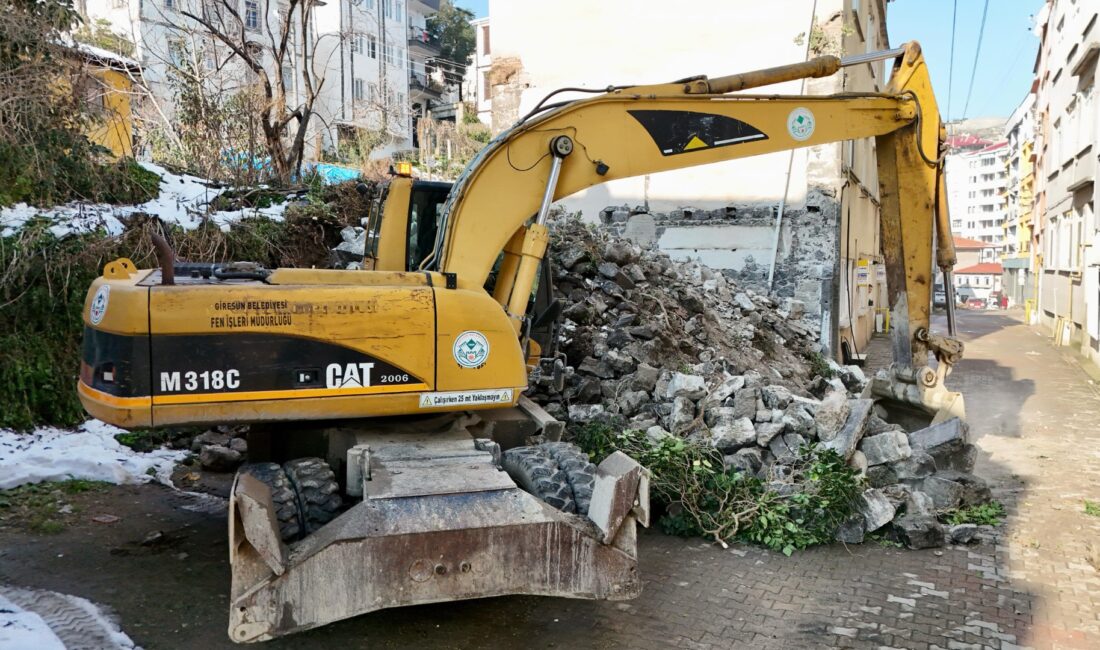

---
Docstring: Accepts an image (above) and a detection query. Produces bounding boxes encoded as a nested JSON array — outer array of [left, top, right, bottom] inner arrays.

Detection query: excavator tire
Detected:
[[284, 457, 343, 535], [540, 442, 597, 516], [237, 462, 301, 542], [501, 446, 577, 514]]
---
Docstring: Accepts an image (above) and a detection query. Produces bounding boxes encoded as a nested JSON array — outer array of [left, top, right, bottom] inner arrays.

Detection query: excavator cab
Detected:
[[361, 176, 451, 272]]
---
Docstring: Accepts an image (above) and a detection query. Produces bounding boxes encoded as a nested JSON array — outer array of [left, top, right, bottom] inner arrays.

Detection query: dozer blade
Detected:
[[227, 429, 647, 643]]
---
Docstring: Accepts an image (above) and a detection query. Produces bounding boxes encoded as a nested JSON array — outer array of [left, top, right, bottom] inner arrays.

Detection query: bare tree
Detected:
[[172, 0, 329, 183]]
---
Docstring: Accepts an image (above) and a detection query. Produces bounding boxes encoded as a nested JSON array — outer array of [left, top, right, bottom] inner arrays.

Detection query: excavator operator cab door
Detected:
[[367, 177, 453, 272], [405, 180, 452, 271]]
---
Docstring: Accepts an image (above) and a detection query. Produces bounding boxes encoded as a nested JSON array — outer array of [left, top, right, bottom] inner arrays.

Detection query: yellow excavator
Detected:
[[78, 42, 964, 642]]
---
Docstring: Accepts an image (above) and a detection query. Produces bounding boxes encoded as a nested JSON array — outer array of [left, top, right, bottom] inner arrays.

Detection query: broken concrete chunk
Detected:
[[905, 490, 935, 518], [934, 470, 992, 507], [705, 375, 745, 405], [820, 398, 872, 461], [909, 417, 969, 450], [894, 515, 946, 549], [629, 364, 660, 392], [199, 445, 243, 472], [859, 430, 912, 466], [710, 416, 757, 452], [725, 446, 763, 475], [760, 384, 793, 409], [667, 396, 696, 433], [948, 523, 979, 544], [920, 475, 964, 511], [754, 422, 785, 447], [768, 433, 806, 464], [732, 387, 759, 420], [814, 391, 851, 441], [645, 426, 672, 446], [890, 450, 936, 481], [866, 465, 896, 488], [857, 488, 896, 533], [835, 516, 866, 544], [577, 356, 615, 379], [568, 403, 607, 423], [665, 372, 707, 401], [847, 450, 868, 479], [733, 292, 755, 311], [617, 390, 650, 417]]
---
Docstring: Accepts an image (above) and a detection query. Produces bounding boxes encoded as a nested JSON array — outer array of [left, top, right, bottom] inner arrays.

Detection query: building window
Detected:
[[351, 35, 362, 54], [165, 0, 175, 9], [367, 35, 377, 58], [368, 82, 378, 103], [481, 70, 490, 101], [353, 78, 365, 101], [168, 38, 186, 66], [481, 24, 490, 55], [383, 43, 394, 66], [245, 0, 260, 31]]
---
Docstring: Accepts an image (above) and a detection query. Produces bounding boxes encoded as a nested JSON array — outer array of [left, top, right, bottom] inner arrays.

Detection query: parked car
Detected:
[[965, 297, 986, 309], [933, 284, 947, 308]]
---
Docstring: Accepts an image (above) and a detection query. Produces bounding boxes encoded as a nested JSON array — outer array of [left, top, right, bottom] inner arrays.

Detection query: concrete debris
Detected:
[[948, 523, 979, 544], [893, 515, 946, 549], [859, 430, 912, 466], [523, 218, 994, 550], [857, 488, 896, 533]]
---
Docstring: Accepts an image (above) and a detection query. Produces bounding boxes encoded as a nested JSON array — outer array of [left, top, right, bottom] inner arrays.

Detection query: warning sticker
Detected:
[[419, 389, 514, 409]]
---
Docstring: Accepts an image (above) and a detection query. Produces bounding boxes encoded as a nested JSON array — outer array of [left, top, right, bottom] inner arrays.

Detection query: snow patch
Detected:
[[0, 420, 185, 490], [0, 585, 136, 650], [0, 161, 289, 239]]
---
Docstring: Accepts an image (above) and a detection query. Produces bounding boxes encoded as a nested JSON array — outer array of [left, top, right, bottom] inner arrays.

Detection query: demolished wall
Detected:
[[598, 186, 840, 353]]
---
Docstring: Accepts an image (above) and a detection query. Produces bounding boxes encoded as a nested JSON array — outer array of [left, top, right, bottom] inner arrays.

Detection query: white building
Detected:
[[945, 141, 1009, 246], [482, 0, 892, 362], [81, 0, 434, 160], [463, 16, 491, 125], [1001, 94, 1037, 307], [1033, 0, 1099, 359]]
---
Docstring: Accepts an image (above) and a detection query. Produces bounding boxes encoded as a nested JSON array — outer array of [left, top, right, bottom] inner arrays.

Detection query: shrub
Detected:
[[574, 425, 864, 554]]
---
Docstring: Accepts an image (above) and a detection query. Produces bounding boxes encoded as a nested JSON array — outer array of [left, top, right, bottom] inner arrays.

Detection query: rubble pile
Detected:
[[530, 218, 991, 549]]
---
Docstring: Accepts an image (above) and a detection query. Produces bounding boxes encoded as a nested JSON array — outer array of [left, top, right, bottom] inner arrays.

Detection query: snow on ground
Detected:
[[0, 161, 288, 239], [0, 585, 136, 650], [0, 420, 185, 491]]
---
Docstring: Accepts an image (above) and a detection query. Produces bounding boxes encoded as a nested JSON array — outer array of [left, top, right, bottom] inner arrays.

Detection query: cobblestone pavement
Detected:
[[1, 309, 1098, 649]]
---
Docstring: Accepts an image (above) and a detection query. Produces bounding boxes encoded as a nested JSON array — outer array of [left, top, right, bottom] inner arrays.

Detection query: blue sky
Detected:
[[455, 0, 1039, 120], [888, 0, 1040, 120]]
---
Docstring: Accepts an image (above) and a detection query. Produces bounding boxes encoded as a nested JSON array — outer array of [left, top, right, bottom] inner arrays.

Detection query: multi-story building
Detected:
[[952, 236, 1004, 305], [1032, 0, 1099, 360], [945, 141, 1009, 246], [81, 0, 435, 160], [481, 0, 891, 362], [1001, 94, 1037, 308], [463, 16, 491, 125]]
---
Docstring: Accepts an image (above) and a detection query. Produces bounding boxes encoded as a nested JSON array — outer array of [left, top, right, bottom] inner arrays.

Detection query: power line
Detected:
[[947, 0, 957, 120], [961, 0, 991, 119]]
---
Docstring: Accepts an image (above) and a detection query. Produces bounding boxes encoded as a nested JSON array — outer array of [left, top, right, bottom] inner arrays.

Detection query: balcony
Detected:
[[409, 71, 444, 101], [1067, 150, 1095, 193], [408, 25, 441, 58]]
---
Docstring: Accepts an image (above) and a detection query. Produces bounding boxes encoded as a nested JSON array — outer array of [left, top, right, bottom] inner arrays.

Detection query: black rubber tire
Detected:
[[502, 446, 576, 514], [541, 442, 597, 516], [237, 462, 301, 542], [284, 457, 343, 535]]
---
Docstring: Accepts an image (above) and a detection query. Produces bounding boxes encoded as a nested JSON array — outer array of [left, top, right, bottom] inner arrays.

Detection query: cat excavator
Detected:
[[78, 41, 964, 642]]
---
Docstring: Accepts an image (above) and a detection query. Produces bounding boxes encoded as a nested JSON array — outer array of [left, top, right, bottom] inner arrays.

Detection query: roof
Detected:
[[70, 42, 141, 73], [955, 262, 1003, 275], [953, 236, 998, 249], [976, 141, 1008, 154], [947, 134, 991, 149]]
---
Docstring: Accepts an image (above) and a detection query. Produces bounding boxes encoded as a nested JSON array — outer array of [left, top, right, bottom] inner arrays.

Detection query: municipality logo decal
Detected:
[[89, 285, 110, 325], [453, 330, 490, 368], [787, 107, 815, 141]]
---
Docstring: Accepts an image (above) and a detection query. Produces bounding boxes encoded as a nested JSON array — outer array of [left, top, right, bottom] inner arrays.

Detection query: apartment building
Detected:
[[945, 141, 1009, 246], [82, 0, 435, 160], [1032, 0, 1099, 359], [1001, 95, 1037, 307], [463, 16, 491, 125]]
